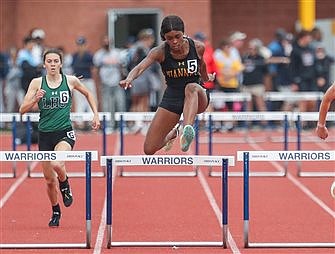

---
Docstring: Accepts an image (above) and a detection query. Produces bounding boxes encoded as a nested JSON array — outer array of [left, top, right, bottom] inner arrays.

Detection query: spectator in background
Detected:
[[268, 28, 292, 92], [30, 28, 46, 67], [267, 28, 292, 111], [213, 39, 244, 106], [310, 26, 323, 50], [5, 47, 24, 113], [229, 31, 247, 84], [314, 43, 334, 93], [16, 36, 41, 92], [72, 36, 97, 130], [127, 28, 160, 133], [241, 39, 268, 116], [120, 36, 136, 112], [0, 51, 8, 122], [93, 35, 125, 132], [213, 39, 244, 131], [290, 30, 317, 116], [229, 31, 246, 61], [57, 46, 73, 75], [193, 32, 217, 91]]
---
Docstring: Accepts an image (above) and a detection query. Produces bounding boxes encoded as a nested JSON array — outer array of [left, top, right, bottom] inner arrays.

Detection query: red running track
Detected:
[[0, 128, 334, 254]]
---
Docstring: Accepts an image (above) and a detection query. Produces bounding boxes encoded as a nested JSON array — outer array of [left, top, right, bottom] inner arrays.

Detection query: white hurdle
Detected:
[[0, 150, 98, 249], [0, 112, 110, 178], [293, 112, 335, 177], [264, 91, 324, 103], [238, 150, 335, 248], [101, 154, 234, 248], [115, 112, 200, 177], [209, 91, 251, 110], [200, 111, 291, 177]]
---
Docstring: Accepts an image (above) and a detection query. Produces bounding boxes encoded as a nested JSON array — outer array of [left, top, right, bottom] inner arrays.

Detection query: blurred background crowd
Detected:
[[0, 25, 333, 132]]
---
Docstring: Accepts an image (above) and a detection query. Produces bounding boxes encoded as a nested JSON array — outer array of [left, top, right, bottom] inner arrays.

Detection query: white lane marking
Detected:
[[93, 134, 120, 254], [198, 168, 241, 253], [249, 142, 335, 218], [0, 161, 38, 209]]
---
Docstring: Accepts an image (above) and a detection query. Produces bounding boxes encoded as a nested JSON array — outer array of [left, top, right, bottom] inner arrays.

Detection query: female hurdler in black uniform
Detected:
[[120, 15, 215, 154]]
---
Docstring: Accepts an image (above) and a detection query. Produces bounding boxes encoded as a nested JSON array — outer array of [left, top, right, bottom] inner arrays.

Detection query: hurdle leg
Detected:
[[222, 158, 228, 248], [106, 159, 113, 248], [243, 152, 250, 248], [85, 152, 92, 248]]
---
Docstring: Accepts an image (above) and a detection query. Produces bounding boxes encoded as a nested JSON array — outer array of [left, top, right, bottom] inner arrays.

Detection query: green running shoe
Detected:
[[180, 125, 195, 152]]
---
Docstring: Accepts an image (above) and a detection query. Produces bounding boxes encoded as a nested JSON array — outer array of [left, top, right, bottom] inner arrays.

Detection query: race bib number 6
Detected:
[[67, 130, 76, 141]]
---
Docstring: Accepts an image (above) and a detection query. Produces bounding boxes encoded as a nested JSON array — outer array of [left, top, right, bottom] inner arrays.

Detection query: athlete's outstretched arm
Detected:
[[195, 40, 215, 83], [316, 82, 335, 139], [119, 46, 162, 90], [19, 78, 45, 115]]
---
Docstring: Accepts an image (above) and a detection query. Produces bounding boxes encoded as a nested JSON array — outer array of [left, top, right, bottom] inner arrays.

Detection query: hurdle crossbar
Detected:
[[0, 151, 97, 249], [239, 150, 335, 248], [294, 113, 335, 177], [115, 112, 199, 177], [209, 91, 251, 109], [200, 112, 290, 177], [264, 91, 324, 102], [0, 112, 110, 178], [102, 155, 234, 248]]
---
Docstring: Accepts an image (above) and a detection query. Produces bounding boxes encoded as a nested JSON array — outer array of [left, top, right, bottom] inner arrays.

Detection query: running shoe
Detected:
[[48, 211, 61, 227], [180, 125, 195, 152], [59, 177, 73, 207], [164, 123, 180, 152]]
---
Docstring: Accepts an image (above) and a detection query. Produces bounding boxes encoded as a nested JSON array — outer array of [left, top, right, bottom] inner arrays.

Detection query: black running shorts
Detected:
[[159, 85, 210, 115], [38, 128, 76, 151]]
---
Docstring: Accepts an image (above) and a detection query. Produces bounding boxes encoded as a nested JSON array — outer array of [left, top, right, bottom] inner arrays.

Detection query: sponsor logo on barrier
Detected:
[[66, 154, 84, 159], [203, 159, 221, 164], [114, 159, 131, 163], [4, 152, 57, 161], [278, 152, 331, 160], [232, 114, 265, 121], [251, 154, 268, 159], [141, 157, 193, 165]]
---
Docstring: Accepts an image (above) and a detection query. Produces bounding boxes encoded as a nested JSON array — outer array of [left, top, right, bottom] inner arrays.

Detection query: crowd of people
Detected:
[[0, 26, 334, 133]]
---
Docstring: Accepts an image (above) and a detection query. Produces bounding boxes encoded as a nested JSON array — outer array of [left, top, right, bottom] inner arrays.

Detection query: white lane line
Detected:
[[198, 168, 241, 254], [93, 197, 106, 254], [0, 161, 38, 209], [249, 142, 335, 218], [93, 134, 120, 254]]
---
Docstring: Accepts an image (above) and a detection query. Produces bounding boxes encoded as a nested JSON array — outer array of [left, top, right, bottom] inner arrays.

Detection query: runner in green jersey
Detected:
[[20, 48, 100, 227]]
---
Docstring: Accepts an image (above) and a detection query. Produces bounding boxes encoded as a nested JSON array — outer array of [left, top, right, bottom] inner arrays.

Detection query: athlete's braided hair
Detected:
[[160, 15, 184, 41]]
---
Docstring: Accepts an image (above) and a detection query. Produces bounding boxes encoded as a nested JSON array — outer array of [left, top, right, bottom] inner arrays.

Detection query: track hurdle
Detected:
[[200, 112, 290, 177], [0, 113, 21, 178], [101, 154, 234, 248], [264, 91, 323, 107], [0, 150, 97, 249], [209, 91, 251, 110], [115, 112, 199, 177], [294, 112, 335, 177], [239, 150, 335, 248], [13, 112, 109, 178]]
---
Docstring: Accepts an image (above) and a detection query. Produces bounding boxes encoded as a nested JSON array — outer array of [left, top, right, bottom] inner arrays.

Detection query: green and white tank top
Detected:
[[38, 75, 72, 132]]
